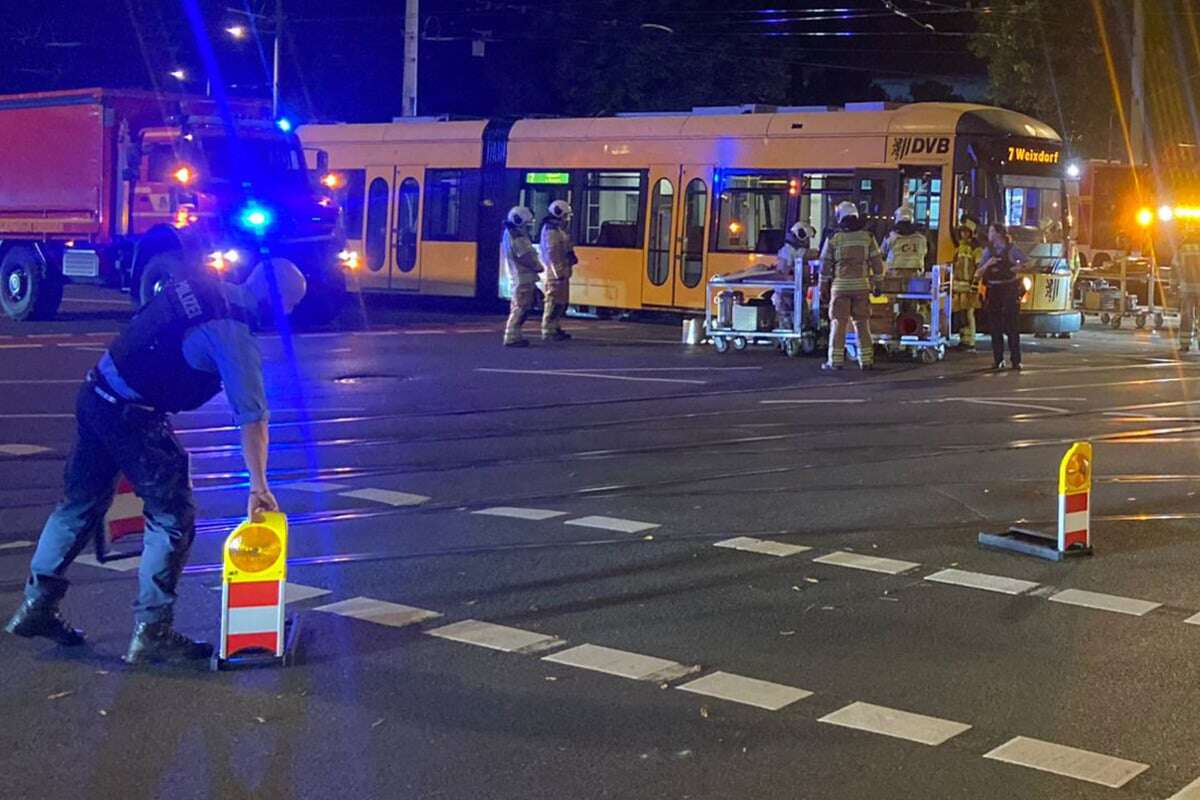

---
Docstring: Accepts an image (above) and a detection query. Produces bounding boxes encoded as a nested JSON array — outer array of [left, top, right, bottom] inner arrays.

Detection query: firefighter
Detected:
[[773, 222, 816, 328], [882, 205, 927, 272], [540, 200, 577, 341], [1178, 223, 1200, 352], [952, 218, 984, 351], [820, 201, 884, 370], [5, 260, 307, 664], [501, 206, 543, 347]]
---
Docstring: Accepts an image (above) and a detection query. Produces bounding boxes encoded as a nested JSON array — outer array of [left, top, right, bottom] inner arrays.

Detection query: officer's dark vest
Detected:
[[108, 279, 237, 413], [984, 247, 1018, 284]]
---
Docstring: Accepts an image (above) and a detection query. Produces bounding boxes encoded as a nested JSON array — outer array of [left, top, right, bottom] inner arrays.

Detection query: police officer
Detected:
[[952, 218, 984, 351], [5, 260, 307, 665], [882, 205, 927, 272], [540, 200, 577, 341], [773, 222, 816, 328], [1177, 223, 1200, 352], [502, 206, 543, 347], [976, 222, 1026, 370], [820, 201, 884, 370]]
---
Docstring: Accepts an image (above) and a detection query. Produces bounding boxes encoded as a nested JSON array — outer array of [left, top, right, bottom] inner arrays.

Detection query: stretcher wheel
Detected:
[[1154, 312, 1166, 331], [800, 333, 817, 355], [919, 348, 938, 364], [713, 336, 729, 353], [732, 336, 748, 351], [1110, 315, 1123, 330], [1100, 312, 1111, 325], [1135, 312, 1147, 329], [784, 339, 802, 358]]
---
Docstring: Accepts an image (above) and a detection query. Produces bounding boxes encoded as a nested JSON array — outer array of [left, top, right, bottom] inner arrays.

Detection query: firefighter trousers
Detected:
[[505, 283, 535, 344], [1180, 288, 1200, 349], [828, 291, 873, 366], [542, 278, 570, 335]]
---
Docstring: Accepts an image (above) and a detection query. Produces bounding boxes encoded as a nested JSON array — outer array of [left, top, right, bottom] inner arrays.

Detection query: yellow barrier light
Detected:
[[223, 511, 288, 583], [1059, 441, 1092, 495]]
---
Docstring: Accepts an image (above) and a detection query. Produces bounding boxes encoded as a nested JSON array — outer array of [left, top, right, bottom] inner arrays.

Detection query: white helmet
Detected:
[[507, 206, 534, 226], [789, 222, 816, 243], [894, 204, 916, 224], [835, 201, 859, 222], [548, 200, 572, 219], [246, 258, 308, 315]]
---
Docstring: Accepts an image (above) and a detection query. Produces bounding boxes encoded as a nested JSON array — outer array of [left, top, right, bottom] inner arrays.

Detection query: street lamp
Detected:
[[225, 24, 247, 40], [169, 68, 187, 81]]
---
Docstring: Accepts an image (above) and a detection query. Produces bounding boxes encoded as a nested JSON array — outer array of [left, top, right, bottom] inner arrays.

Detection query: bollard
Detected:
[[213, 511, 299, 670], [978, 441, 1095, 561], [96, 475, 144, 563]]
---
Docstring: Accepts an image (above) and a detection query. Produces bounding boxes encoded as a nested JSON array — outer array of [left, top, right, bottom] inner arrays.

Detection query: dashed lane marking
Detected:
[[0, 444, 52, 456], [812, 551, 921, 575], [0, 540, 33, 551], [542, 643, 698, 683], [313, 597, 442, 628], [282, 481, 351, 493], [0, 413, 74, 419], [983, 736, 1150, 789], [476, 368, 708, 385], [426, 620, 566, 654], [1167, 776, 1200, 799], [758, 398, 867, 405], [75, 554, 141, 572], [676, 671, 813, 711], [0, 379, 78, 384], [1048, 588, 1162, 617], [563, 515, 661, 534], [713, 536, 812, 557], [0, 344, 43, 350], [1183, 612, 1200, 626], [924, 568, 1039, 596], [818, 701, 972, 746], [472, 506, 569, 521], [339, 488, 430, 507]]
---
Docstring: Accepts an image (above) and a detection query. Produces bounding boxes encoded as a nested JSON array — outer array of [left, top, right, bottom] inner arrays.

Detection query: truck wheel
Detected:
[[137, 251, 183, 307], [1, 245, 62, 321]]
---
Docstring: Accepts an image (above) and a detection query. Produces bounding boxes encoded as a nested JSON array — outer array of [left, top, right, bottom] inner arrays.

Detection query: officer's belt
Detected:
[[87, 369, 158, 413]]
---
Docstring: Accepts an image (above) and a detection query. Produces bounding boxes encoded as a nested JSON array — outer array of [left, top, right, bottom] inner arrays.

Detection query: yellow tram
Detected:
[[300, 102, 1080, 334]]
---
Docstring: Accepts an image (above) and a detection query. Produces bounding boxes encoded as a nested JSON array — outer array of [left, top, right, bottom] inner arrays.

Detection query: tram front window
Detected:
[[999, 174, 1065, 245]]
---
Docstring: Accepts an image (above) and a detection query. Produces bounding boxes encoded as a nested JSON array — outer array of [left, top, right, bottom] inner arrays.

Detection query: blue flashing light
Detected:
[[276, 117, 293, 133], [239, 204, 274, 234]]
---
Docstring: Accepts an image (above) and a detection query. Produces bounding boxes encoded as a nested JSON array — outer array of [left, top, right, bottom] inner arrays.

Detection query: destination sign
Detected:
[[1007, 146, 1060, 165], [526, 172, 570, 185]]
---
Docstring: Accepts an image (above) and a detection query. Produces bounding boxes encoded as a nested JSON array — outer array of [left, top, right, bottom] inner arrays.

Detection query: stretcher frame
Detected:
[[845, 263, 953, 364], [704, 262, 824, 357]]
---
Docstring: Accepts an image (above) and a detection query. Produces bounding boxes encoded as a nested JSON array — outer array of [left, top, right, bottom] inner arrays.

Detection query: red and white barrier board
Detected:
[[96, 475, 145, 562]]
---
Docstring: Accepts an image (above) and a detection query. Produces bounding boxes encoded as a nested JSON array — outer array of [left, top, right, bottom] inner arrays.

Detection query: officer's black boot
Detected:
[[123, 621, 213, 665], [4, 598, 86, 646]]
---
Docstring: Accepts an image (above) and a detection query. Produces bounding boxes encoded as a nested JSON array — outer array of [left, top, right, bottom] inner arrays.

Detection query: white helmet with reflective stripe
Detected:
[[246, 257, 308, 315], [507, 206, 534, 226], [894, 204, 916, 224], [548, 200, 572, 219], [789, 222, 816, 243], [835, 201, 859, 222]]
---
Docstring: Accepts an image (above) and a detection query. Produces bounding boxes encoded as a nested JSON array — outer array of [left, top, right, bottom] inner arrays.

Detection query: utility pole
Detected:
[[403, 0, 419, 116], [1131, 0, 1146, 165], [272, 0, 283, 117]]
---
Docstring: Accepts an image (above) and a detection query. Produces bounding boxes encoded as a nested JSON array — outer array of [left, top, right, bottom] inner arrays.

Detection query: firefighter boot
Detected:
[[5, 598, 86, 646], [123, 621, 213, 665]]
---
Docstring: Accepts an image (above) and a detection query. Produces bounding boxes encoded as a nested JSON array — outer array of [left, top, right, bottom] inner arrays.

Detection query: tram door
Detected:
[[361, 166, 423, 292], [642, 164, 712, 309], [854, 169, 902, 244]]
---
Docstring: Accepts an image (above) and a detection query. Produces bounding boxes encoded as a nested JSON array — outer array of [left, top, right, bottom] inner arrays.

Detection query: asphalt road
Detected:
[[2, 285, 1200, 799]]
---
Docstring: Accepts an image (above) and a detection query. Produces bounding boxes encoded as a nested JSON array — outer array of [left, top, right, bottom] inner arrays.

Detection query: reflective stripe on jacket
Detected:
[[819, 229, 883, 293]]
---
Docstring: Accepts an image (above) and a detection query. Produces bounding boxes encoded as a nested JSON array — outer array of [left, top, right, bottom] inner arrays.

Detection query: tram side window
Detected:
[[903, 173, 942, 264], [423, 169, 480, 241], [338, 169, 366, 240], [519, 171, 573, 228], [580, 171, 644, 248], [715, 173, 788, 253], [796, 173, 854, 248]]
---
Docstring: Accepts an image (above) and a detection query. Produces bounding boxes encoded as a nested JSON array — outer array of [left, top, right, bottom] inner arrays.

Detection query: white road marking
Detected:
[[959, 398, 1070, 414], [0, 379, 78, 384], [1048, 588, 1162, 617], [472, 506, 568, 521], [87, 332, 120, 337], [924, 568, 1039, 596], [75, 554, 141, 572], [713, 536, 811, 557], [0, 540, 33, 551], [476, 368, 706, 385], [818, 701, 971, 746], [676, 671, 812, 711], [512, 367, 761, 373], [983, 736, 1149, 789], [0, 413, 75, 419], [403, 330, 450, 335], [313, 597, 442, 627], [0, 444, 52, 456], [1167, 776, 1200, 799], [542, 643, 698, 682], [563, 515, 660, 534], [759, 398, 867, 405], [427, 619, 566, 654], [60, 297, 129, 306], [282, 481, 351, 493], [1183, 612, 1200, 626], [812, 551, 920, 575], [339, 488, 430, 507], [0, 344, 43, 350]]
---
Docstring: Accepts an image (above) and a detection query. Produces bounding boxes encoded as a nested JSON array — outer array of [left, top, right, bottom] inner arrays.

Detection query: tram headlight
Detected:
[[1158, 204, 1175, 222], [1022, 276, 1033, 292], [1136, 207, 1154, 228]]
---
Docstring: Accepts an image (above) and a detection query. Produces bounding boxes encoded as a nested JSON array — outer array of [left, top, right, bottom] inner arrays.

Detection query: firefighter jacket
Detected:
[[1178, 240, 1200, 290], [540, 217, 576, 281], [502, 222, 542, 287], [819, 222, 884, 294], [884, 231, 928, 271]]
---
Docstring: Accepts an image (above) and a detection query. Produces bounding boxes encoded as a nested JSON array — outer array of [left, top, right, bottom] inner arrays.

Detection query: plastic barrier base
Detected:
[[978, 526, 1094, 562]]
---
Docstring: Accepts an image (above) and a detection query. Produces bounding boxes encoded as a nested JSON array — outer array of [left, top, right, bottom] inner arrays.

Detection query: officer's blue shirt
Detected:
[[97, 284, 268, 425]]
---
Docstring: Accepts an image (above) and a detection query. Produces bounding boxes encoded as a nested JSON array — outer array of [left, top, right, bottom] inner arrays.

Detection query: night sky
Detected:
[[0, 1, 985, 123]]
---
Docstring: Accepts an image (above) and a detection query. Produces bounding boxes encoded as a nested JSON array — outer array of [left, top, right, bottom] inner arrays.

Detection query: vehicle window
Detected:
[[682, 178, 708, 288], [520, 171, 573, 229], [581, 171, 643, 247], [716, 173, 788, 253], [197, 137, 304, 183], [146, 145, 178, 182], [797, 173, 854, 249], [423, 169, 480, 241], [647, 178, 673, 286], [364, 177, 390, 272], [396, 177, 420, 272], [338, 169, 366, 240]]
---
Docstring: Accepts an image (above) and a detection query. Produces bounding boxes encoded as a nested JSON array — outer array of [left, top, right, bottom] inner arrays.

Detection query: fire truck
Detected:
[[0, 88, 356, 322]]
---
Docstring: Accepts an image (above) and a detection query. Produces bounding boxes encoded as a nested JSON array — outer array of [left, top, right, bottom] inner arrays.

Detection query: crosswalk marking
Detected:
[[1048, 588, 1162, 617], [0, 444, 51, 456], [812, 551, 920, 575], [542, 644, 697, 682], [427, 620, 566, 654], [818, 701, 971, 746], [0, 540, 33, 551], [75, 553, 141, 572], [983, 736, 1149, 789], [563, 515, 660, 534], [472, 507, 568, 521], [676, 671, 812, 711], [713, 536, 812, 557], [282, 481, 350, 493], [1184, 612, 1200, 626], [313, 597, 442, 628], [924, 568, 1039, 596], [339, 488, 430, 507], [1166, 776, 1200, 799]]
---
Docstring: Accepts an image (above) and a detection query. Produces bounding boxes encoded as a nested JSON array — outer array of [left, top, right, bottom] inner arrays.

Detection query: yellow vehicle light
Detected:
[[173, 208, 198, 229], [337, 249, 360, 270], [226, 524, 282, 573], [728, 221, 743, 235], [173, 165, 195, 185], [1175, 206, 1200, 219], [320, 172, 344, 190], [1136, 207, 1154, 227], [1159, 205, 1175, 222]]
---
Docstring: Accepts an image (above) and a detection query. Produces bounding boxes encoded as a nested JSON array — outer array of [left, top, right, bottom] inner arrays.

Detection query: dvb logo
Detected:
[[889, 136, 951, 160]]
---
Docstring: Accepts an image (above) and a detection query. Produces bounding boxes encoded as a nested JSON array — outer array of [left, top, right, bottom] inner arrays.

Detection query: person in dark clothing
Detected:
[[975, 223, 1027, 370]]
